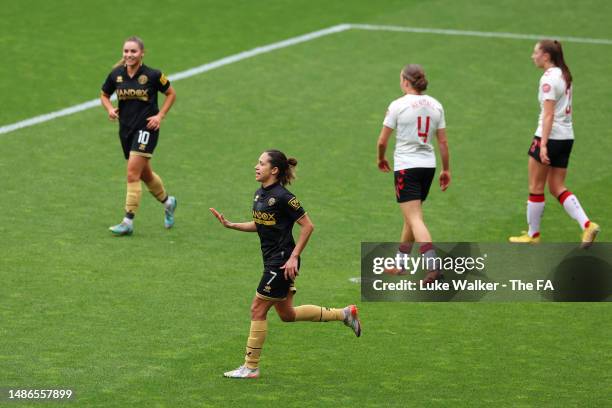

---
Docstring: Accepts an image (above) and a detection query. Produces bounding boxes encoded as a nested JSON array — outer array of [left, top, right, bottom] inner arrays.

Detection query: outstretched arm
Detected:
[[281, 214, 314, 280], [209, 208, 257, 232]]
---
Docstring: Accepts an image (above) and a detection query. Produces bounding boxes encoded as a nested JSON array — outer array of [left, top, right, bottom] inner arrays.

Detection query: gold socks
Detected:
[[244, 320, 267, 369], [144, 172, 167, 202], [125, 181, 142, 215], [294, 305, 345, 322]]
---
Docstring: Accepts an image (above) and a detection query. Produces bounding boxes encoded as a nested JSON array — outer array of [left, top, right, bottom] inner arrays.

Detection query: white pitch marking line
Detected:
[[2, 23, 610, 136], [0, 24, 351, 136], [350, 23, 612, 45]]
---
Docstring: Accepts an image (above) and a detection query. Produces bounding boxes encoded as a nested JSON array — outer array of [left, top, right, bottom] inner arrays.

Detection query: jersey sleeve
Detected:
[[101, 72, 116, 95], [437, 104, 446, 129], [540, 77, 560, 101], [283, 192, 306, 222], [382, 100, 398, 129], [154, 70, 171, 93]]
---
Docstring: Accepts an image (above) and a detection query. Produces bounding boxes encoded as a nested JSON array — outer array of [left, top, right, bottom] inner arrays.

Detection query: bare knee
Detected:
[[140, 167, 153, 183], [126, 172, 141, 183], [250, 300, 268, 320], [403, 211, 422, 227], [548, 183, 567, 198], [278, 309, 296, 322], [126, 165, 142, 183], [529, 180, 546, 194]]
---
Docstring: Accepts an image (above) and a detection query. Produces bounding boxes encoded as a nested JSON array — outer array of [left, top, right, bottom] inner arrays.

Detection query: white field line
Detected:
[[2, 22, 610, 136], [0, 24, 351, 136], [350, 23, 612, 45]]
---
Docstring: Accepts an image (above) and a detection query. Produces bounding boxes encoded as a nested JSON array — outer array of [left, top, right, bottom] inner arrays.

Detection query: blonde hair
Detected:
[[113, 36, 145, 68]]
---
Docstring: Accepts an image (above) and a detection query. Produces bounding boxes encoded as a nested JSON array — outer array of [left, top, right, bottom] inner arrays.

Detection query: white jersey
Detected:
[[383, 94, 445, 170], [535, 67, 574, 140]]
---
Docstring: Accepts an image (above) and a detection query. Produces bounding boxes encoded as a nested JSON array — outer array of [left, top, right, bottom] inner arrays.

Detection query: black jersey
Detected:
[[101, 64, 170, 131], [252, 183, 306, 267]]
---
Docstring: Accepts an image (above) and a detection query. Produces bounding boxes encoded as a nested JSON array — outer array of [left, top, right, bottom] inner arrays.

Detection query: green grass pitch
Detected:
[[1, 0, 611, 406]]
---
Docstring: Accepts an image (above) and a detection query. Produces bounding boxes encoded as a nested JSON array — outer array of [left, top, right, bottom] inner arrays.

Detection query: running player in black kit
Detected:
[[210, 150, 361, 379], [100, 36, 177, 236]]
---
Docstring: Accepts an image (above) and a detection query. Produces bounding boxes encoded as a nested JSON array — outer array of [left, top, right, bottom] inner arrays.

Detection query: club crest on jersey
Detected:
[[268, 197, 276, 206], [288, 197, 301, 210], [541, 83, 551, 93], [116, 76, 123, 83], [138, 74, 148, 85]]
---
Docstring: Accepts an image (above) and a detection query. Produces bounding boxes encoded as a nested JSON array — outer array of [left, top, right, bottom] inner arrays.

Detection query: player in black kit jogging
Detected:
[[210, 149, 361, 379], [101, 36, 177, 236]]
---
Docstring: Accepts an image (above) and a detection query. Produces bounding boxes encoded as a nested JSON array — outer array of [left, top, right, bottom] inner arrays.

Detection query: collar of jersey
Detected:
[[123, 63, 145, 79], [261, 182, 280, 191]]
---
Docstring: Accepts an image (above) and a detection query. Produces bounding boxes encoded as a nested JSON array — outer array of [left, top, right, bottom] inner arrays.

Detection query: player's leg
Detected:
[[274, 290, 296, 322], [400, 200, 431, 243], [384, 223, 414, 276], [548, 167, 599, 247], [401, 221, 415, 245], [527, 157, 548, 237], [141, 160, 177, 228], [124, 154, 147, 216], [282, 292, 361, 337], [399, 168, 441, 282], [510, 157, 548, 243], [224, 296, 274, 379], [110, 153, 148, 235], [400, 201, 441, 282]]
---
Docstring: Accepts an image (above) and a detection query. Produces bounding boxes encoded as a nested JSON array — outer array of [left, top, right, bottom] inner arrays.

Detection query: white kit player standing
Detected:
[[509, 40, 599, 247], [376, 64, 450, 282]]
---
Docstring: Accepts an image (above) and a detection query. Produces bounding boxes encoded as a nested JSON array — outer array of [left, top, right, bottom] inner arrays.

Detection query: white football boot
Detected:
[[223, 365, 260, 379]]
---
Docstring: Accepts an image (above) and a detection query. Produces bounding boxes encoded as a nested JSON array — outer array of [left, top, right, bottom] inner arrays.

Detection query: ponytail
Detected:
[[113, 57, 125, 69], [538, 39, 572, 89], [401, 64, 428, 93], [265, 149, 298, 185]]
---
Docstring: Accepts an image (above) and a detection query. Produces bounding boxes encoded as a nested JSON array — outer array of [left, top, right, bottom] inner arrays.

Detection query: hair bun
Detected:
[[287, 157, 298, 167], [401, 64, 428, 93]]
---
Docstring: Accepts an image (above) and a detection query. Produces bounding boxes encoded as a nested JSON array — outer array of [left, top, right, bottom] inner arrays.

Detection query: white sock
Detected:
[[122, 217, 133, 226], [559, 191, 589, 230], [420, 243, 438, 272], [527, 194, 545, 237], [392, 243, 413, 272]]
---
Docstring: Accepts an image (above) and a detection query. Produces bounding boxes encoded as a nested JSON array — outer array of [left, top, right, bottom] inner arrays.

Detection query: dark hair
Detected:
[[538, 39, 572, 89], [113, 36, 145, 68], [401, 64, 428, 93], [264, 149, 298, 185]]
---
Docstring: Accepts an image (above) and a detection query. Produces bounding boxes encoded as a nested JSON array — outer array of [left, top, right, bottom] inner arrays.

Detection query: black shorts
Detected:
[[256, 265, 298, 301], [119, 125, 159, 160], [394, 168, 435, 203], [528, 136, 573, 168]]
